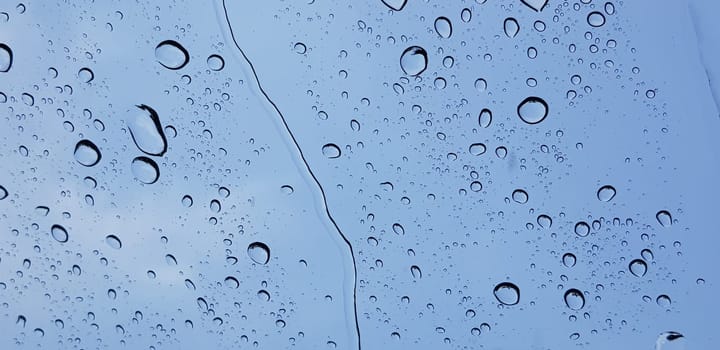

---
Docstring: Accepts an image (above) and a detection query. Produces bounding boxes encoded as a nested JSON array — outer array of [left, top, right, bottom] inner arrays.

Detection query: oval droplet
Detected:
[[0, 43, 12, 72], [51, 224, 68, 243], [478, 108, 492, 128], [78, 67, 94, 83], [400, 46, 428, 76], [537, 214, 552, 228], [517, 96, 549, 124], [247, 242, 270, 265], [493, 282, 520, 305], [224, 276, 239, 288], [469, 143, 487, 156], [574, 221, 590, 237], [105, 234, 122, 249], [207, 54, 225, 71], [512, 189, 528, 204], [381, 0, 407, 11], [587, 11, 606, 27], [128, 104, 167, 156], [597, 185, 616, 202], [131, 156, 160, 184], [656, 210, 672, 227], [564, 288, 585, 310], [74, 140, 101, 167], [322, 143, 341, 159], [503, 18, 519, 38], [562, 253, 576, 267], [392, 223, 405, 235], [410, 265, 422, 279], [155, 40, 189, 70], [461, 8, 472, 22], [629, 259, 647, 277], [434, 17, 452, 38]]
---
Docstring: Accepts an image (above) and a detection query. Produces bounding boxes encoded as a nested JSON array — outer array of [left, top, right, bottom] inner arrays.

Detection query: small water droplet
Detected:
[[105, 234, 122, 249], [155, 40, 189, 70], [493, 282, 520, 305], [392, 223, 405, 235], [597, 185, 616, 202], [475, 78, 488, 92], [434, 17, 452, 38], [574, 221, 590, 237], [0, 43, 12, 72], [224, 276, 239, 288], [478, 108, 492, 128], [564, 288, 585, 310], [322, 143, 341, 159], [461, 8, 472, 22], [182, 195, 193, 207], [587, 11, 606, 27], [400, 46, 428, 76], [78, 67, 94, 83], [107, 288, 117, 300], [656, 210, 672, 227], [411, 265, 422, 279], [562, 253, 576, 267], [207, 54, 225, 71], [210, 199, 221, 213], [128, 104, 168, 156], [537, 214, 552, 228], [656, 294, 671, 308], [469, 143, 487, 156], [381, 0, 407, 11], [629, 259, 648, 277], [17, 315, 26, 327], [131, 156, 160, 184], [257, 290, 271, 301], [51, 224, 68, 243], [247, 242, 270, 264], [512, 189, 529, 204], [518, 96, 549, 124], [504, 18, 519, 38], [294, 42, 307, 54], [74, 140, 101, 167]]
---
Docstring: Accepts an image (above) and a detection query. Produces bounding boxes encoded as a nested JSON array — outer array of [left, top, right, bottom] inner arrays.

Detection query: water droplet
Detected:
[[493, 282, 520, 305], [224, 276, 239, 288], [655, 331, 685, 350], [537, 214, 552, 228], [562, 253, 576, 267], [656, 295, 671, 308], [517, 96, 549, 124], [521, 0, 548, 12], [587, 11, 606, 27], [504, 18, 519, 38], [564, 289, 585, 310], [131, 157, 160, 184], [322, 143, 341, 159], [207, 54, 225, 71], [210, 199, 221, 213], [16, 315, 26, 327], [0, 185, 8, 200], [597, 185, 616, 202], [381, 0, 407, 11], [656, 210, 672, 227], [105, 234, 122, 249], [469, 143, 487, 156], [247, 242, 270, 264], [629, 259, 648, 277], [0, 43, 12, 72], [605, 2, 616, 15], [434, 17, 452, 38], [78, 67, 94, 83], [165, 254, 177, 265], [185, 279, 196, 290], [641, 249, 654, 261], [461, 8, 472, 22], [218, 187, 230, 198], [74, 140, 101, 167], [155, 40, 189, 70], [181, 195, 193, 207], [495, 146, 507, 159], [128, 105, 168, 156], [107, 289, 117, 300], [51, 224, 68, 243], [411, 265, 422, 279], [474, 78, 487, 92], [293, 42, 307, 54], [478, 108, 492, 127], [574, 221, 590, 237], [392, 223, 405, 235], [512, 189, 529, 204], [400, 46, 428, 76], [257, 290, 271, 301]]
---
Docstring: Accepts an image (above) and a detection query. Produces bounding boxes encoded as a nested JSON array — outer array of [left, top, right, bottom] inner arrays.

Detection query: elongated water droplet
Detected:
[[629, 259, 648, 277], [518, 96, 548, 124], [51, 224, 68, 243], [381, 0, 407, 11], [131, 156, 159, 184], [512, 189, 528, 204], [74, 140, 101, 167], [521, 0, 548, 12], [493, 282, 520, 305], [400, 46, 428, 76], [155, 40, 189, 70], [128, 105, 167, 156], [656, 210, 672, 227], [322, 143, 341, 159], [247, 242, 270, 264], [392, 223, 405, 235], [478, 108, 492, 127], [562, 253, 576, 267], [587, 11, 606, 27], [564, 288, 585, 310], [574, 221, 590, 237], [461, 8, 472, 22], [597, 185, 616, 202], [165, 254, 177, 265], [504, 18, 519, 38], [0, 43, 12, 72], [434, 17, 452, 38], [105, 234, 122, 249], [411, 265, 422, 279]]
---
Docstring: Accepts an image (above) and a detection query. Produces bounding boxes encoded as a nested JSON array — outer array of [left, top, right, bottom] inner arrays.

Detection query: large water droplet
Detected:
[[564, 288, 585, 310], [562, 253, 576, 267], [247, 242, 270, 265], [521, 0, 548, 12], [512, 189, 529, 204], [478, 108, 492, 128], [574, 221, 590, 237], [656, 210, 672, 227], [131, 156, 160, 184], [381, 0, 407, 11], [105, 234, 122, 249], [504, 18, 519, 38], [181, 195, 193, 207], [74, 140, 101, 167], [434, 17, 452, 38], [493, 282, 520, 305], [155, 40, 189, 70], [629, 259, 648, 277], [597, 185, 616, 202], [322, 143, 341, 159], [400, 46, 428, 76], [128, 105, 167, 156], [51, 224, 68, 243], [587, 11, 606, 27], [0, 43, 12, 72], [517, 97, 548, 124]]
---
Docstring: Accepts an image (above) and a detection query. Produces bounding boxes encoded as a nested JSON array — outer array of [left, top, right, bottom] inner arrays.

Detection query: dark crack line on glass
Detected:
[[218, 1, 362, 348]]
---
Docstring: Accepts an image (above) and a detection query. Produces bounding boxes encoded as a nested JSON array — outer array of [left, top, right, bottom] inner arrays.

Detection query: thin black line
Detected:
[[219, 1, 361, 349]]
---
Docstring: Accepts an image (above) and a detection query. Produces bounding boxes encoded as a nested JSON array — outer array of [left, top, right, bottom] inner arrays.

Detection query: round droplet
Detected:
[[381, 0, 407, 11], [469, 143, 486, 156], [656, 295, 671, 308], [257, 290, 271, 301], [574, 221, 590, 237], [597, 185, 616, 202], [294, 42, 307, 54], [512, 189, 528, 204], [587, 11, 606, 27], [155, 40, 189, 70], [128, 104, 167, 156], [656, 210, 672, 227], [78, 67, 94, 83], [503, 18, 519, 38], [400, 46, 428, 76], [411, 265, 422, 279], [105, 235, 122, 249], [247, 242, 270, 265], [641, 249, 654, 261], [51, 224, 68, 243], [562, 253, 576, 267], [181, 195, 193, 207], [493, 282, 520, 305], [564, 289, 585, 310], [537, 214, 552, 228], [0, 43, 12, 72], [517, 96, 549, 124], [434, 17, 452, 38], [224, 276, 239, 288], [629, 259, 647, 277], [461, 8, 472, 22], [207, 54, 225, 71], [131, 157, 160, 184], [322, 143, 341, 159], [470, 181, 483, 192], [478, 108, 492, 128], [74, 140, 101, 167]]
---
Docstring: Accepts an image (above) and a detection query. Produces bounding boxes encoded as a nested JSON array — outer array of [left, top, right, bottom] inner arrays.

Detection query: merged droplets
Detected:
[[434, 17, 452, 38], [322, 143, 341, 159], [493, 282, 520, 305], [155, 40, 189, 70], [381, 0, 407, 11], [564, 289, 585, 310], [128, 105, 168, 156], [50, 224, 68, 243], [74, 140, 102, 167], [478, 108, 492, 128], [512, 189, 529, 204], [0, 43, 12, 72], [587, 11, 606, 27], [597, 185, 616, 202], [517, 97, 549, 124], [131, 156, 160, 184], [207, 54, 225, 71], [629, 259, 648, 277], [656, 210, 672, 227], [503, 18, 519, 38], [574, 221, 590, 237], [247, 242, 270, 265], [105, 235, 122, 249], [400, 46, 428, 76]]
